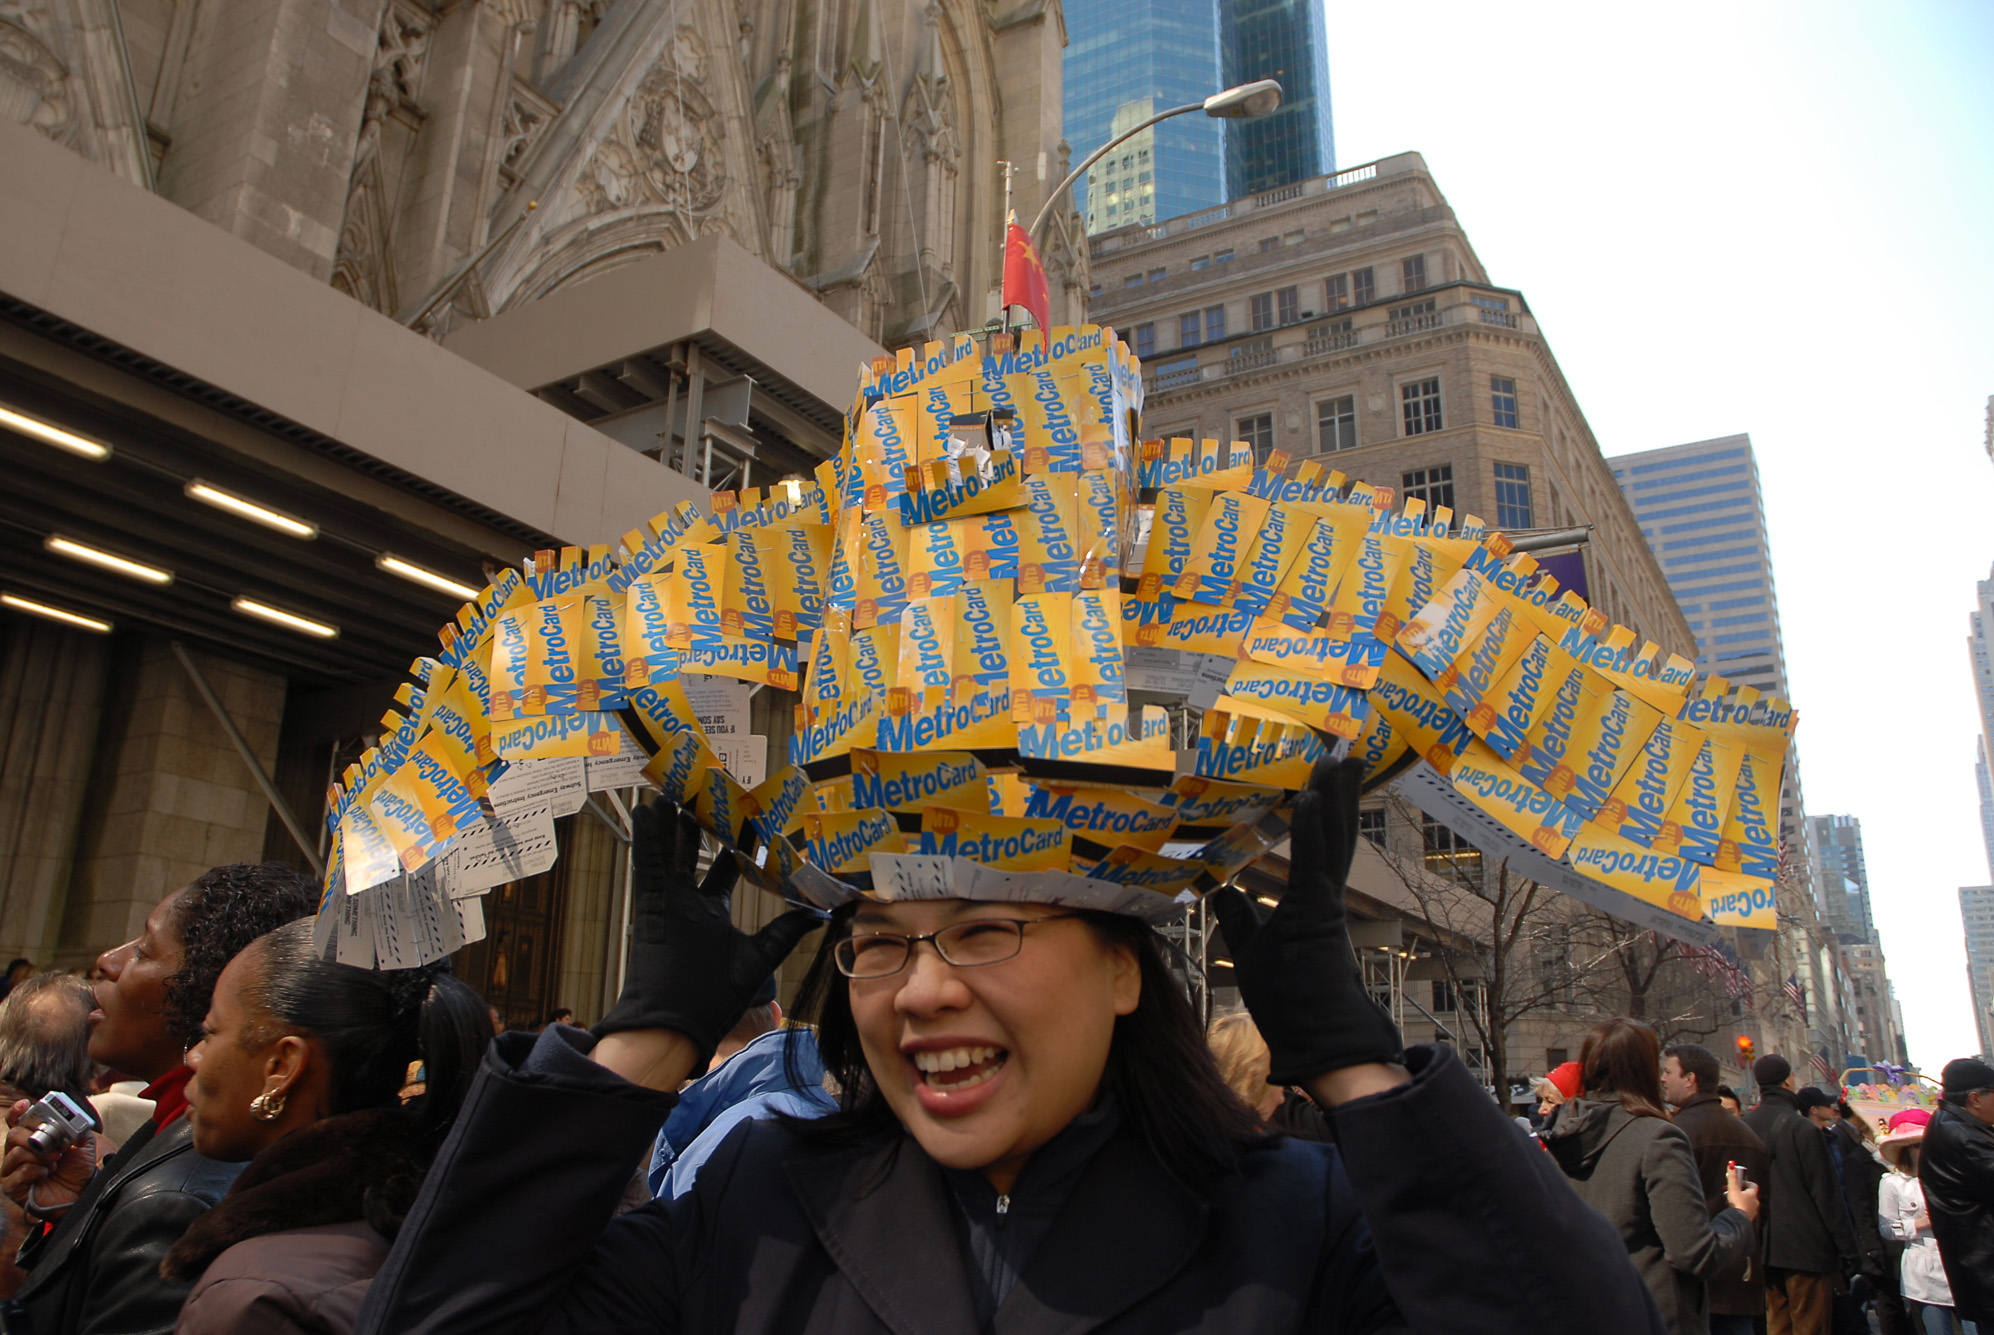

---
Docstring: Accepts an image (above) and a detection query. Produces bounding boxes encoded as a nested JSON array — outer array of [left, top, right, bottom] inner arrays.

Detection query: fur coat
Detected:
[[164, 1108, 423, 1335]]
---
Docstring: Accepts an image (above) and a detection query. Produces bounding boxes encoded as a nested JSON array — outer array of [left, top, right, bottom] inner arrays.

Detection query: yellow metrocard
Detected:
[[1070, 587, 1125, 718], [1075, 468, 1121, 588], [847, 622, 900, 699], [1701, 866, 1777, 930], [1566, 823, 1706, 922], [893, 595, 956, 715], [850, 749, 989, 813], [1657, 732, 1745, 865], [1448, 740, 1586, 860], [802, 808, 905, 874], [1596, 713, 1702, 849], [1021, 783, 1181, 852], [1016, 474, 1083, 594], [1370, 650, 1474, 775], [1242, 617, 1380, 688], [1713, 748, 1780, 879], [1264, 505, 1371, 631], [856, 398, 914, 511], [952, 580, 1012, 699], [1010, 591, 1074, 726], [1157, 775, 1283, 827], [1016, 704, 1174, 772], [1440, 603, 1536, 724], [1087, 845, 1206, 895], [1121, 593, 1253, 657], [851, 511, 911, 631], [491, 710, 624, 762], [906, 518, 971, 599], [1229, 501, 1319, 617], [1220, 659, 1368, 738], [1512, 654, 1612, 798], [1352, 706, 1408, 786], [1374, 533, 1471, 647], [1136, 485, 1215, 599], [691, 762, 754, 844], [640, 729, 713, 803], [1322, 531, 1409, 644], [749, 765, 814, 842], [1558, 688, 1663, 823], [985, 770, 1033, 818], [917, 807, 1071, 871], [1173, 490, 1273, 606], [791, 689, 877, 768]]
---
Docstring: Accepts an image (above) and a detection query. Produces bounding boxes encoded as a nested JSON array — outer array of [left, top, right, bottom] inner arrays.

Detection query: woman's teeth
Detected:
[[912, 1045, 1005, 1089]]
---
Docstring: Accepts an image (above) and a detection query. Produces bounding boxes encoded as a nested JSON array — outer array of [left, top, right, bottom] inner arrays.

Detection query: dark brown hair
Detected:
[[1664, 1042, 1720, 1097], [1581, 1017, 1669, 1121]]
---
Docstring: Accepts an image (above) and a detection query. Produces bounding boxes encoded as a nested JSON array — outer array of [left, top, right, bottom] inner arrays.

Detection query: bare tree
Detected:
[[1569, 911, 1729, 1049]]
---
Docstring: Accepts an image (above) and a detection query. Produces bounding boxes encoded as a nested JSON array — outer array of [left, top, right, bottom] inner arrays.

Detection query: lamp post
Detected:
[[1027, 79, 1283, 246]]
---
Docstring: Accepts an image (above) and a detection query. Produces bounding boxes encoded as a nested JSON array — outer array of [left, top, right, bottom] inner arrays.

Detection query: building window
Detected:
[[1251, 293, 1274, 332], [1358, 807, 1387, 846], [1237, 413, 1274, 462], [1546, 1047, 1569, 1068], [1491, 377, 1519, 429], [1326, 274, 1349, 310], [1422, 813, 1480, 881], [1090, 284, 1102, 299], [1494, 463, 1534, 529], [1179, 312, 1201, 347], [1214, 248, 1234, 264], [1133, 323, 1156, 360], [1352, 267, 1375, 305], [1147, 267, 1166, 283], [1259, 236, 1279, 252], [1191, 255, 1210, 271], [1277, 286, 1299, 325], [1433, 979, 1459, 1013], [1204, 305, 1226, 341], [1124, 273, 1145, 289], [1317, 395, 1357, 452], [1401, 378, 1443, 435], [1402, 465, 1455, 511], [1403, 255, 1426, 292]]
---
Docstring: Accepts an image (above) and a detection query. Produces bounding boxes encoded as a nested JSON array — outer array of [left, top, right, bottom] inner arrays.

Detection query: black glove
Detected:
[[1208, 755, 1405, 1086], [593, 798, 820, 1063]]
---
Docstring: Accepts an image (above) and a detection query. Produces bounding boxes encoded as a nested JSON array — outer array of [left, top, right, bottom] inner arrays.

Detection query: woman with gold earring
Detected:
[[170, 921, 491, 1335]]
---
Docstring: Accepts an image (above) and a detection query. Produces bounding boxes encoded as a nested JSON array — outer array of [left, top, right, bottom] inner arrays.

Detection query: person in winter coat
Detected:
[[1876, 1117, 1979, 1335], [1828, 1097, 1904, 1334], [1664, 1043, 1771, 1335], [354, 759, 1666, 1335], [0, 863, 315, 1335], [1741, 1056, 1862, 1335], [646, 982, 835, 1199], [164, 918, 492, 1335], [1922, 1057, 1994, 1330], [1547, 1020, 1758, 1334]]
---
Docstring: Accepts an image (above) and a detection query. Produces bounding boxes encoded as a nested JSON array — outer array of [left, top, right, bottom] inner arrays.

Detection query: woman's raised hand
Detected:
[[1208, 757, 1407, 1102], [592, 799, 819, 1069]]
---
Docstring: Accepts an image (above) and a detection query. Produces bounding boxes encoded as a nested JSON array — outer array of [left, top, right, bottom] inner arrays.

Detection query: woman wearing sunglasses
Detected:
[[357, 758, 1661, 1334]]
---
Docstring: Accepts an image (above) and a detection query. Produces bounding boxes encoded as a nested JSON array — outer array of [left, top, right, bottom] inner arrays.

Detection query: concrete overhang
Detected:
[[443, 232, 886, 436], [0, 120, 704, 552]]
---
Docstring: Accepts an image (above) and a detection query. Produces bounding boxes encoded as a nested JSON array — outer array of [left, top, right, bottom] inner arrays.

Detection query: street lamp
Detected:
[[1027, 79, 1283, 245]]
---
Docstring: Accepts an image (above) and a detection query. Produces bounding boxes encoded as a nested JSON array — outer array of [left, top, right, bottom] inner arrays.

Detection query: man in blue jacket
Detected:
[[646, 978, 835, 1199]]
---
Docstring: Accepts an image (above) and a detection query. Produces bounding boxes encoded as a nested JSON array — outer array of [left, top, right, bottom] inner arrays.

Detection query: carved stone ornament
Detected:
[[0, 13, 75, 145], [565, 24, 724, 226]]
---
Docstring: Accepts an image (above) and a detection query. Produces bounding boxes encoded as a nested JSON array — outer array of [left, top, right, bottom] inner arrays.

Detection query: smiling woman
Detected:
[[355, 763, 1666, 1335]]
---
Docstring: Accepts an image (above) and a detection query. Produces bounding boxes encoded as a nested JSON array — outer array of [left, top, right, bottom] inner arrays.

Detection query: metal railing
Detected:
[[1387, 310, 1444, 337], [1306, 328, 1358, 356], [1151, 360, 1200, 390], [1479, 308, 1519, 328], [1227, 346, 1278, 374]]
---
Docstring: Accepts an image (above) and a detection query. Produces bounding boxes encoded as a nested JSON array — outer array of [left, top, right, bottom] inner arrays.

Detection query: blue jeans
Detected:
[[1909, 1304, 1984, 1335]]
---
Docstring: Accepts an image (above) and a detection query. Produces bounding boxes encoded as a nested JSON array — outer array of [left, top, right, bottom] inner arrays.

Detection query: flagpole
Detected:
[[997, 161, 1017, 340]]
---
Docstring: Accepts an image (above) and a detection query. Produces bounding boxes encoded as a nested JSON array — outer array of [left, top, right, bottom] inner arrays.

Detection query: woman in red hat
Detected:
[[1877, 1116, 1962, 1335]]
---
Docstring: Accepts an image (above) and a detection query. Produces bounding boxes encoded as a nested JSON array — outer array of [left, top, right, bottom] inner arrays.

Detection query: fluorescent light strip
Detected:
[[0, 404, 111, 460], [231, 597, 337, 639], [45, 536, 173, 585], [185, 481, 317, 538], [376, 553, 481, 601], [2, 592, 111, 633]]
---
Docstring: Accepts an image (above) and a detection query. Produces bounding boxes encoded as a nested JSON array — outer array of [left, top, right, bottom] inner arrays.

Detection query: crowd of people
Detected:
[[0, 757, 1978, 1333]]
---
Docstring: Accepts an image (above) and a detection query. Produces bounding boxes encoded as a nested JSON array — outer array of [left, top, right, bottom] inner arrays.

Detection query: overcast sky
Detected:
[[1327, 0, 1994, 1069]]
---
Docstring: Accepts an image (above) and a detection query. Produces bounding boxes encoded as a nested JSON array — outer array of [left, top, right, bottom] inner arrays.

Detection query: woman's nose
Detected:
[[98, 939, 135, 980], [893, 939, 968, 1014]]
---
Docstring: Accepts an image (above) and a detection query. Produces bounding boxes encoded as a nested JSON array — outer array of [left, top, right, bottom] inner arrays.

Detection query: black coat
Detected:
[[357, 1029, 1663, 1334], [1921, 1101, 1994, 1321], [1671, 1092, 1769, 1316], [1828, 1121, 1887, 1277], [1738, 1090, 1857, 1277], [10, 1116, 243, 1335]]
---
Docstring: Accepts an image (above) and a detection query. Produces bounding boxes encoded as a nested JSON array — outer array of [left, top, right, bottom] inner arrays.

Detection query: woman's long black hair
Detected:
[[240, 919, 493, 1228], [782, 902, 1271, 1197]]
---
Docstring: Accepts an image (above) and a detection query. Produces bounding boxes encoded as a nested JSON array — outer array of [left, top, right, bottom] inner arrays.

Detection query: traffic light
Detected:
[[1735, 1036, 1755, 1064]]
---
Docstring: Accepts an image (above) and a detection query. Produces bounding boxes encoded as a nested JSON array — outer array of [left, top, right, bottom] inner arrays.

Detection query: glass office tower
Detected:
[[1220, 0, 1336, 196], [1064, 0, 1226, 234]]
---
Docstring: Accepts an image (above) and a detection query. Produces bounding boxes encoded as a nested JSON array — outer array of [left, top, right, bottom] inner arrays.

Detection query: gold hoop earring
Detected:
[[249, 1089, 287, 1122]]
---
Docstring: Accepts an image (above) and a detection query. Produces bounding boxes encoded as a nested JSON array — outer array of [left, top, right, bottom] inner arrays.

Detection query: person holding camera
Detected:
[[160, 919, 490, 1335], [1, 864, 314, 1335], [354, 758, 1663, 1334], [0, 974, 97, 1301]]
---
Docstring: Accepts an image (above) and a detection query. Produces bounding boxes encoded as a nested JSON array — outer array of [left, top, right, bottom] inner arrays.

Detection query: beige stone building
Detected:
[[0, 0, 1081, 1021], [1086, 151, 1691, 657]]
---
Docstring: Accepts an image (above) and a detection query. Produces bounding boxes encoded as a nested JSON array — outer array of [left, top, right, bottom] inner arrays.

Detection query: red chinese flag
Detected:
[[1002, 215, 1051, 332]]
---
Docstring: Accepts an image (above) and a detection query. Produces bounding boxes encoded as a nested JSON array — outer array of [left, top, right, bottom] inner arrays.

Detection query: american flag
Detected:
[[1813, 1050, 1834, 1081], [1684, 945, 1754, 1003], [1783, 974, 1805, 1011]]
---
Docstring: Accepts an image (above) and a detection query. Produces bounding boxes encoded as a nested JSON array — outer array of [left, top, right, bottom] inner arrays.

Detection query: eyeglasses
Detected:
[[834, 914, 1087, 979]]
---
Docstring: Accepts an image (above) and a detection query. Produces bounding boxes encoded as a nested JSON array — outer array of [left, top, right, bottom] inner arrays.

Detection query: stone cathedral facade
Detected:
[[2, 0, 1087, 348]]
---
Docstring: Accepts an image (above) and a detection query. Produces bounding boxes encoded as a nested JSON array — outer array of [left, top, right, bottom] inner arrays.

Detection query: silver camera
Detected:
[[20, 1091, 97, 1157]]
